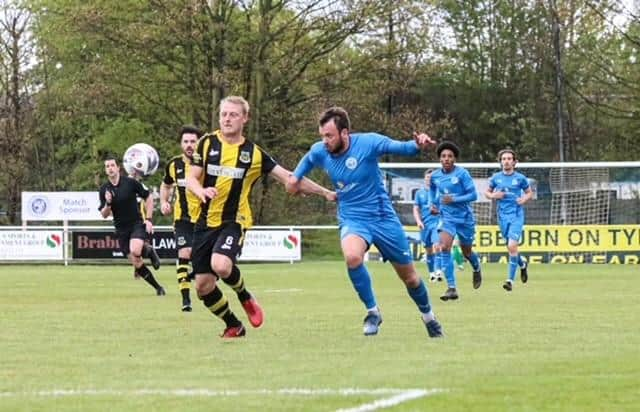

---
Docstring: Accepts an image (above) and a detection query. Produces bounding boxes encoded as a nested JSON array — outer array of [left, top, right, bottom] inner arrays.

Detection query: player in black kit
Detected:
[[98, 154, 165, 295]]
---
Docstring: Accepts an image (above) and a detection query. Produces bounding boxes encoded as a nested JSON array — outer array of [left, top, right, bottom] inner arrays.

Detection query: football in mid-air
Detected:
[[123, 143, 160, 176]]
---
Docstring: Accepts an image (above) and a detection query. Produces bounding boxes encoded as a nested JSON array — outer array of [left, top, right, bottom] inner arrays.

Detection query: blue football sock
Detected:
[[347, 264, 377, 310], [426, 254, 435, 273], [466, 252, 481, 272], [441, 251, 456, 288], [407, 278, 432, 314], [518, 254, 526, 268], [508, 255, 518, 281], [434, 252, 442, 273]]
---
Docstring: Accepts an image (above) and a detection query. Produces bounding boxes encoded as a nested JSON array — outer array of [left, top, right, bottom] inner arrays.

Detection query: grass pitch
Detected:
[[0, 262, 638, 411]]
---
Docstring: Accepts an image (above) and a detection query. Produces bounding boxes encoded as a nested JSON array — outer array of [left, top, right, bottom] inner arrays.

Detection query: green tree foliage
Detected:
[[1, 0, 637, 224]]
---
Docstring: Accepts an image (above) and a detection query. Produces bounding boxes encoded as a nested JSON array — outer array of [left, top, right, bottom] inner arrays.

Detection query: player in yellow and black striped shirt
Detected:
[[187, 96, 335, 339], [160, 125, 202, 312]]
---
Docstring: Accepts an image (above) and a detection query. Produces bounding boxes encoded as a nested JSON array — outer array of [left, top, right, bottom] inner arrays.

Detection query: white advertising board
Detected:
[[22, 192, 103, 221], [0, 231, 64, 260], [239, 230, 301, 261]]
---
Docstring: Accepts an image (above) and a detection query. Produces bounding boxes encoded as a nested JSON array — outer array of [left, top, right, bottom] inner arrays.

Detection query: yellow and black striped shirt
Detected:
[[192, 130, 277, 229], [162, 155, 200, 224]]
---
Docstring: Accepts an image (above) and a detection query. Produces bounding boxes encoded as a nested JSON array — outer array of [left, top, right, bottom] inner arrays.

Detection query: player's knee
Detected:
[[195, 276, 215, 298], [404, 272, 421, 288], [211, 262, 231, 278], [129, 252, 142, 263], [344, 253, 364, 268]]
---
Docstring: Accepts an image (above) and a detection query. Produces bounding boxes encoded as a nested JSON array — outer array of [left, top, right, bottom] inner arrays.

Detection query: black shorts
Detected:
[[115, 222, 147, 256], [191, 222, 245, 274], [174, 220, 195, 250]]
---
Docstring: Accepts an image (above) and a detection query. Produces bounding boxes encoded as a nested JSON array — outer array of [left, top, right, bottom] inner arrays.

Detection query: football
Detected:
[[123, 143, 160, 177]]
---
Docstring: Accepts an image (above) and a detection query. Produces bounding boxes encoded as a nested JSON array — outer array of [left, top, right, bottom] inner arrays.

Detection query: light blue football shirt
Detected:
[[488, 170, 530, 217], [414, 187, 439, 227], [429, 165, 477, 224], [293, 132, 419, 222]]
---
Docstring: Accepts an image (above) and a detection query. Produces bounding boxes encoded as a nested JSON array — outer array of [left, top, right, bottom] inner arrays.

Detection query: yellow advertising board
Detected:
[[368, 224, 640, 264], [474, 225, 640, 253]]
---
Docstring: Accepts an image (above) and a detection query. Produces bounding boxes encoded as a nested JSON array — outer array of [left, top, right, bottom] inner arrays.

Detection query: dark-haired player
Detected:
[[99, 155, 165, 295], [430, 141, 482, 301], [160, 125, 203, 312], [287, 106, 444, 338]]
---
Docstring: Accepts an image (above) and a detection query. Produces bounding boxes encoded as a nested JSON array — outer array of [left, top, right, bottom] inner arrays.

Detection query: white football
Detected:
[[123, 143, 160, 176]]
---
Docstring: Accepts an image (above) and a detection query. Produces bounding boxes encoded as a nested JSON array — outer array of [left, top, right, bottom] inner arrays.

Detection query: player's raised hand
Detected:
[[413, 132, 436, 149], [105, 190, 113, 204]]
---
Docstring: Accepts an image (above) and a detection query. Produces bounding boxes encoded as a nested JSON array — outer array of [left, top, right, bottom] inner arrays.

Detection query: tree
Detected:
[[0, 2, 35, 223]]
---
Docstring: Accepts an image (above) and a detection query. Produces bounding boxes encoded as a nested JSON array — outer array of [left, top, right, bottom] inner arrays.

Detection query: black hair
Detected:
[[103, 153, 118, 163], [319, 107, 351, 132], [180, 125, 202, 139], [436, 141, 460, 158]]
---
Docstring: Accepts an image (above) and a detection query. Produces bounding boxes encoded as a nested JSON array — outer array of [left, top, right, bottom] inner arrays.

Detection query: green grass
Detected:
[[0, 262, 638, 411]]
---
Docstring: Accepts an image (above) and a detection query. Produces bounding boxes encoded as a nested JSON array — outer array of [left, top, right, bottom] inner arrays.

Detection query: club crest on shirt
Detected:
[[451, 177, 459, 184], [512, 178, 518, 185], [345, 157, 358, 169], [239, 151, 251, 163]]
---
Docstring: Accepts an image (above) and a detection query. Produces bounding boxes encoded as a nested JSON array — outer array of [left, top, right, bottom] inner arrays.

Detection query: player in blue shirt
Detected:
[[485, 149, 533, 291], [287, 107, 444, 338], [430, 141, 482, 301], [413, 169, 443, 282]]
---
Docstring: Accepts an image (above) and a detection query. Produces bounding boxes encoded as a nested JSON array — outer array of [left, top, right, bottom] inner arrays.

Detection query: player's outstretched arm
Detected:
[[271, 165, 335, 201], [413, 131, 437, 150]]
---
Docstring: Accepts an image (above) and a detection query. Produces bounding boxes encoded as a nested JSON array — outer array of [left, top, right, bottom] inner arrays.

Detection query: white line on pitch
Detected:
[[262, 288, 303, 293], [0, 387, 443, 399], [335, 389, 443, 412]]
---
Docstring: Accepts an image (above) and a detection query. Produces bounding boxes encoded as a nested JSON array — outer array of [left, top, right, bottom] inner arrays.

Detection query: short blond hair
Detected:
[[220, 95, 250, 115]]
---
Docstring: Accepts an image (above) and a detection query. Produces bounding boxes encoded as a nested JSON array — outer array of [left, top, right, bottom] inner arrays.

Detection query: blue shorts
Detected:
[[340, 217, 412, 264], [420, 224, 440, 248], [499, 214, 524, 242], [438, 219, 476, 246]]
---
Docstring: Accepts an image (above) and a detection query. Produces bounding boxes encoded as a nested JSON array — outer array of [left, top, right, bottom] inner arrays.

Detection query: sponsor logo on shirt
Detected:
[[206, 165, 245, 179]]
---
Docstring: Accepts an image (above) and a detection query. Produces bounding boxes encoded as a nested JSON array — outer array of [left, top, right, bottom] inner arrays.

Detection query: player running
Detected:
[[430, 141, 482, 301], [485, 148, 533, 291], [287, 106, 444, 338]]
